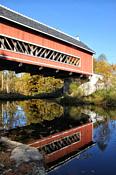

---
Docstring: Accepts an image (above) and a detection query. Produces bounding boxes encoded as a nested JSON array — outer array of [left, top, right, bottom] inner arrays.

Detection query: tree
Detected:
[[4, 71, 17, 93], [94, 54, 112, 79], [0, 71, 17, 93], [15, 73, 63, 95], [98, 54, 107, 61], [0, 71, 5, 92]]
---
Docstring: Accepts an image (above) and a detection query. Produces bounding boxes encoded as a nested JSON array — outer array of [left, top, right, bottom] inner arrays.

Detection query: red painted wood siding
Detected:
[[0, 22, 93, 75]]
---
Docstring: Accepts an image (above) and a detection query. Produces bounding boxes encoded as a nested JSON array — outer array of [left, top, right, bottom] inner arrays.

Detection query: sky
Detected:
[[0, 0, 116, 64]]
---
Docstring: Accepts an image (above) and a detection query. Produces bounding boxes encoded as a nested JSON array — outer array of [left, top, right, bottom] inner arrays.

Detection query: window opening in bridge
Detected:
[[0, 35, 81, 67], [38, 132, 80, 155]]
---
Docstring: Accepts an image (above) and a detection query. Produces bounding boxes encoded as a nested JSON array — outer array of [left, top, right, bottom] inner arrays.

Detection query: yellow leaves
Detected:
[[94, 59, 112, 78], [15, 73, 63, 95]]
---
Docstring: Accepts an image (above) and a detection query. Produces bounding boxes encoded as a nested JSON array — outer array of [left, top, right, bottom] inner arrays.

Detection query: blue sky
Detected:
[[0, 0, 116, 63]]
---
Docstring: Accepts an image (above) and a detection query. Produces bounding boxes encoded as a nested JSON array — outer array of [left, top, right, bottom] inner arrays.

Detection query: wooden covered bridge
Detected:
[[0, 5, 95, 78]]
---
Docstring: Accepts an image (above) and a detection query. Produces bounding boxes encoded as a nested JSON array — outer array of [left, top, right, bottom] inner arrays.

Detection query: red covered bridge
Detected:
[[0, 5, 95, 77]]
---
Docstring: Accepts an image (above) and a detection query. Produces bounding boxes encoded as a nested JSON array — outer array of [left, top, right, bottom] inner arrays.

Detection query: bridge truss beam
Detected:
[[0, 35, 81, 67]]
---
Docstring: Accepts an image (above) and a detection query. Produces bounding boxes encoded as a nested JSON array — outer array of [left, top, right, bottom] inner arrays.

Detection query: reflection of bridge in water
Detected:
[[28, 122, 93, 166], [0, 100, 94, 167], [1, 109, 93, 167]]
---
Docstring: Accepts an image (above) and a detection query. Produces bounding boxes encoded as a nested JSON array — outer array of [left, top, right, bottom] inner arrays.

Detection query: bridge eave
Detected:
[[0, 7, 95, 55]]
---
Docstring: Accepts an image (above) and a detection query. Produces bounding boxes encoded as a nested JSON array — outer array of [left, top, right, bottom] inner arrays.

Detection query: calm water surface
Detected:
[[0, 99, 116, 175], [48, 120, 116, 175]]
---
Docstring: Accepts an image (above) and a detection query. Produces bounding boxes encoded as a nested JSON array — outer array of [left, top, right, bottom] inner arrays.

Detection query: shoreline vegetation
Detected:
[[0, 87, 116, 107], [57, 94, 116, 107], [0, 91, 62, 101]]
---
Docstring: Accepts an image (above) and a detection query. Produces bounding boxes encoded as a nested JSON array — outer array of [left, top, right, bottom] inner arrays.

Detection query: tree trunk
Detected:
[[6, 72, 9, 93], [1, 71, 4, 91]]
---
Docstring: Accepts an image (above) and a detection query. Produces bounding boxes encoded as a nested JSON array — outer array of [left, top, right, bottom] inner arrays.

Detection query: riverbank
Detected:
[[0, 88, 63, 101], [56, 88, 116, 107], [0, 87, 116, 107], [0, 91, 62, 101], [0, 137, 45, 175], [84, 88, 116, 107]]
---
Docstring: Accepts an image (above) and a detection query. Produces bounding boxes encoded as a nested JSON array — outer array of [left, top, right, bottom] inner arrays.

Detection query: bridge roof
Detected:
[[0, 5, 95, 54]]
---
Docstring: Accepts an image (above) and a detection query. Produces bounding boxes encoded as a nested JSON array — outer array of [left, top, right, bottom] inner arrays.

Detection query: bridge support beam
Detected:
[[63, 78, 73, 95]]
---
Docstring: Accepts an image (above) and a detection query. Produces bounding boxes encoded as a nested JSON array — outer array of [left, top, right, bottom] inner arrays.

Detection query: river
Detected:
[[0, 99, 116, 175]]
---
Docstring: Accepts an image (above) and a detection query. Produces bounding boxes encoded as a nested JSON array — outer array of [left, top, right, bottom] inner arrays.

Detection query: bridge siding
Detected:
[[0, 49, 85, 74], [0, 22, 93, 75]]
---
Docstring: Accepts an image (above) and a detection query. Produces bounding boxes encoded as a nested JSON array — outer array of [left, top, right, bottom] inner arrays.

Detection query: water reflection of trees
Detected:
[[64, 106, 90, 123], [0, 100, 63, 130], [66, 106, 116, 152], [2, 104, 91, 143], [90, 106, 116, 121], [91, 107, 116, 151], [1, 102, 116, 148], [0, 101, 26, 130], [0, 103, 3, 129], [94, 122, 111, 151], [20, 99, 63, 124]]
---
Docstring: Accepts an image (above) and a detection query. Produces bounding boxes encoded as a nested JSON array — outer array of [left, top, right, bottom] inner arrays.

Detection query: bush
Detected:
[[85, 87, 116, 106], [69, 82, 83, 97]]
